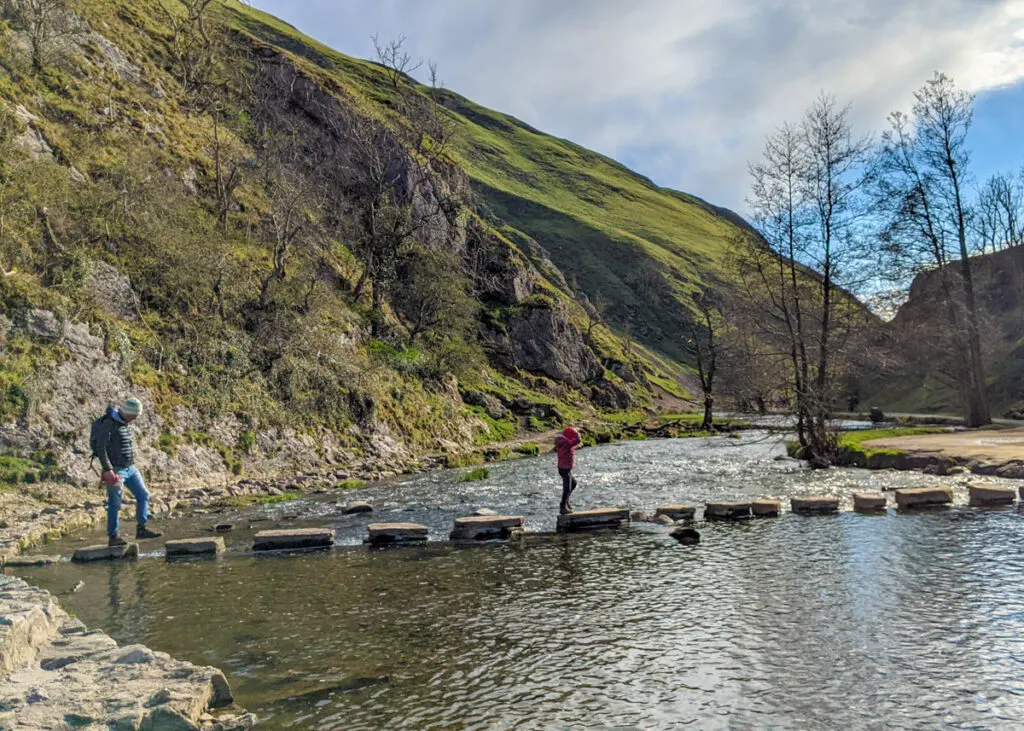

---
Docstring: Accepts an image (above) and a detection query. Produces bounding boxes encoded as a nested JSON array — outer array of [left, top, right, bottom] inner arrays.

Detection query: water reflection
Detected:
[[13, 434, 1024, 729]]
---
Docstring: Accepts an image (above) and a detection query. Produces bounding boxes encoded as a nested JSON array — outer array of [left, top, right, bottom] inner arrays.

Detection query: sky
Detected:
[[248, 0, 1024, 213]]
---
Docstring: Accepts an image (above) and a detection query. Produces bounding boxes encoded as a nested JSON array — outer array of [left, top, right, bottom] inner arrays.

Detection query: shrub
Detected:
[[462, 467, 490, 482]]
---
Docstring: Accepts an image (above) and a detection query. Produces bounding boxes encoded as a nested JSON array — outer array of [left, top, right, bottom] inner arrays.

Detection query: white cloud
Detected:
[[250, 0, 1024, 210]]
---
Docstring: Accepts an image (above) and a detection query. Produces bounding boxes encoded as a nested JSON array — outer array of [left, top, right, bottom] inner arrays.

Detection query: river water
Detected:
[[13, 433, 1024, 729]]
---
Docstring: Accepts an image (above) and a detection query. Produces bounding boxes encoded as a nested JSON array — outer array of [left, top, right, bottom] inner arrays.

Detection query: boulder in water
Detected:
[[670, 527, 701, 545]]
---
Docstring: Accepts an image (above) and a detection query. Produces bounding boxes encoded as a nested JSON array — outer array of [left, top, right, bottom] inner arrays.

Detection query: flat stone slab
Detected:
[[252, 528, 335, 551], [752, 499, 781, 517], [71, 543, 139, 563], [968, 484, 1016, 506], [853, 492, 887, 512], [704, 502, 752, 521], [450, 515, 524, 540], [895, 486, 953, 509], [4, 555, 61, 567], [655, 505, 697, 521], [474, 508, 498, 516], [556, 508, 630, 532], [791, 496, 840, 515], [165, 537, 226, 557], [342, 502, 373, 515], [367, 523, 429, 545]]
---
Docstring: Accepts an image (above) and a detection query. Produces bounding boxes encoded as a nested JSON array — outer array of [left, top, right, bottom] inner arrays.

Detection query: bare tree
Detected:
[[739, 95, 870, 461], [683, 292, 724, 430], [874, 72, 990, 426], [371, 34, 422, 88], [157, 0, 219, 95], [975, 170, 1024, 253], [0, 0, 83, 72]]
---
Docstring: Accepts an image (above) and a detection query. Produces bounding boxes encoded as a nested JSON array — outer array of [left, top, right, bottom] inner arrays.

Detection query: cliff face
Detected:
[[864, 247, 1024, 416]]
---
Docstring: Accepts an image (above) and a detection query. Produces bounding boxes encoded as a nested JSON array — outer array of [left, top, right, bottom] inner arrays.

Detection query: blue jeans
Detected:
[[106, 466, 149, 537]]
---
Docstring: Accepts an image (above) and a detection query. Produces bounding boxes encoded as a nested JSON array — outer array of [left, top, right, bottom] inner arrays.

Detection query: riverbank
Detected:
[[844, 427, 1024, 478], [0, 574, 253, 730]]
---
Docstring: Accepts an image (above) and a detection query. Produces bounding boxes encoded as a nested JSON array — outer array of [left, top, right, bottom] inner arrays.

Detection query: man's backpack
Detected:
[[89, 412, 113, 463]]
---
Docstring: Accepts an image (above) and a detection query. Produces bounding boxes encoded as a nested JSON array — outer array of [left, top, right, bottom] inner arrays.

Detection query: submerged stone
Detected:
[[670, 527, 701, 545], [790, 496, 840, 515], [450, 515, 524, 540], [4, 555, 61, 567], [343, 502, 373, 515], [165, 537, 225, 557], [252, 528, 335, 551], [474, 508, 498, 516], [894, 486, 952, 509], [71, 543, 139, 563], [655, 505, 697, 522], [556, 508, 630, 533], [367, 523, 429, 545], [704, 502, 752, 521], [853, 492, 887, 513], [751, 499, 781, 518], [968, 484, 1016, 507], [214, 523, 234, 533]]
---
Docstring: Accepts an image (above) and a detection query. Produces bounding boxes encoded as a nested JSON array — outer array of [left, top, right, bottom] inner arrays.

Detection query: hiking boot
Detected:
[[559, 505, 572, 515], [135, 524, 163, 540], [108, 534, 128, 547]]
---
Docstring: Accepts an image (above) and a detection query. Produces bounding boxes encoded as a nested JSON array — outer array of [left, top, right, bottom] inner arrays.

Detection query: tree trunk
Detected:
[[701, 394, 713, 431]]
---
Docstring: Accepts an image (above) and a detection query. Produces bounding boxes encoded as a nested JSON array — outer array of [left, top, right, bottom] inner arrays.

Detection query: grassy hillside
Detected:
[[0, 0, 763, 485], [222, 2, 752, 363]]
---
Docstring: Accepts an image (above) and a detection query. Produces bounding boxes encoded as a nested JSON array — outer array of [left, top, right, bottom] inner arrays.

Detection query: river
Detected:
[[12, 432, 1024, 729]]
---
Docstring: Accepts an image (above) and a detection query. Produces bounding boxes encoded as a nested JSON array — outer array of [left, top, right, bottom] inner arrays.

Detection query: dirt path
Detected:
[[862, 428, 1024, 464]]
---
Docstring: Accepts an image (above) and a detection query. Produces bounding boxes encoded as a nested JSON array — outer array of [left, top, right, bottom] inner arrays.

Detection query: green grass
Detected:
[[788, 427, 951, 461], [336, 479, 366, 489], [513, 444, 540, 456], [461, 467, 490, 482]]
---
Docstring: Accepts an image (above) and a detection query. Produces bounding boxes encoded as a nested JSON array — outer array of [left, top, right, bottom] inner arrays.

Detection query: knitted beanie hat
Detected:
[[121, 397, 143, 417]]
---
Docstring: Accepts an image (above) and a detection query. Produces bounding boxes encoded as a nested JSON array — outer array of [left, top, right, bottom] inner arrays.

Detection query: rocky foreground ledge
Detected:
[[0, 575, 253, 731]]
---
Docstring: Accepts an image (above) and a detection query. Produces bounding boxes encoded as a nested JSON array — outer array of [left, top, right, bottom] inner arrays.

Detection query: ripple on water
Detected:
[[14, 434, 1024, 729]]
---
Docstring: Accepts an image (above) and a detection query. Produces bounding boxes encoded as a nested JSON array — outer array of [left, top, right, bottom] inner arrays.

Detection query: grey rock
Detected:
[[342, 502, 373, 515], [24, 309, 63, 341], [84, 260, 141, 320]]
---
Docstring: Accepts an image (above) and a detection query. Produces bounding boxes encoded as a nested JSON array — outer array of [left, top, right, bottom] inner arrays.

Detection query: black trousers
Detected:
[[559, 468, 578, 510]]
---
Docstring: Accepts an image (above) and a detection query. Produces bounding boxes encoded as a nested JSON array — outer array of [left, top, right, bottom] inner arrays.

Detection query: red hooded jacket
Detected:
[[555, 427, 581, 470]]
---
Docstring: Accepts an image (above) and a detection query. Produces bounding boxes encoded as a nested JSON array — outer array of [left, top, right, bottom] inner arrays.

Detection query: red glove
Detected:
[[101, 470, 121, 486]]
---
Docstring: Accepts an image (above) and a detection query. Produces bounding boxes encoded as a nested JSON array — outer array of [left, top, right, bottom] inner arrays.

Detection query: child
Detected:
[[555, 427, 582, 514]]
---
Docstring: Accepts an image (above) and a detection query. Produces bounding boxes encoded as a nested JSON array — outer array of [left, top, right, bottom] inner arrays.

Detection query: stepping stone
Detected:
[[752, 499, 782, 518], [165, 537, 226, 557], [704, 502, 752, 521], [72, 543, 139, 563], [655, 505, 697, 522], [853, 492, 887, 513], [252, 528, 335, 551], [4, 555, 61, 567], [968, 484, 1016, 507], [367, 523, 429, 545], [670, 527, 701, 545], [556, 508, 630, 533], [894, 486, 952, 509], [791, 496, 840, 515], [450, 515, 524, 540], [342, 502, 373, 515]]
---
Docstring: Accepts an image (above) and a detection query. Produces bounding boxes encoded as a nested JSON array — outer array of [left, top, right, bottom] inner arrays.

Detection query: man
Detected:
[[93, 397, 162, 546], [555, 426, 582, 515]]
